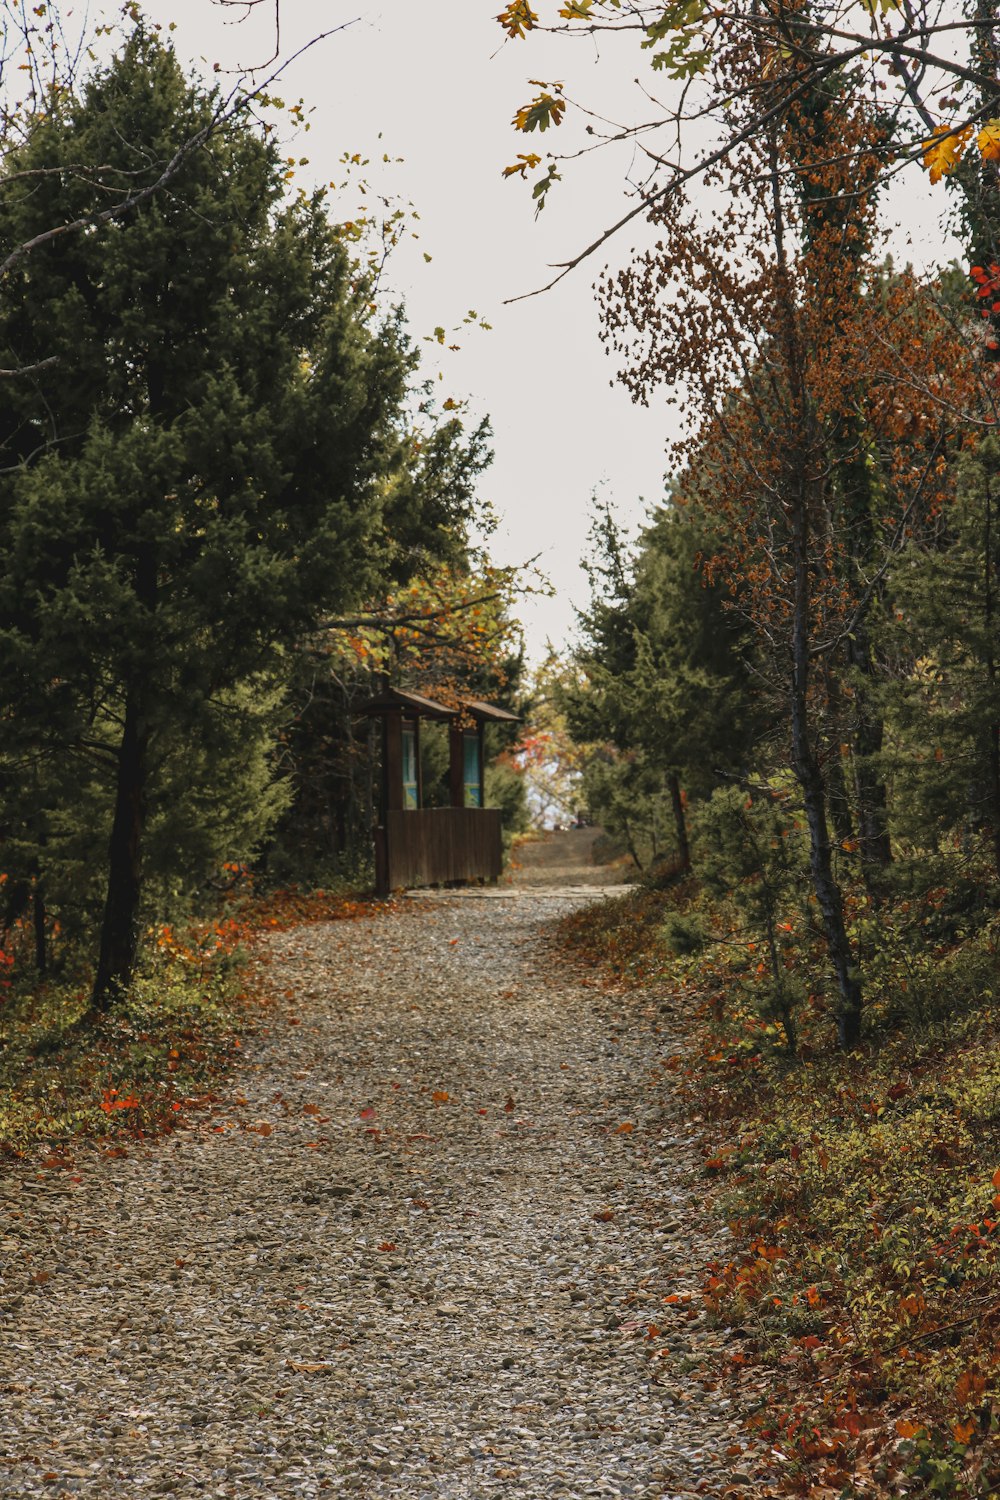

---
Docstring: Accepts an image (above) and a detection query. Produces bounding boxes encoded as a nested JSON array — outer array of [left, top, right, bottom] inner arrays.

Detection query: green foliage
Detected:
[[564, 494, 762, 870], [0, 914, 251, 1154], [694, 785, 810, 1050], [0, 26, 490, 992], [661, 909, 709, 955], [485, 756, 531, 855], [883, 436, 1000, 877]]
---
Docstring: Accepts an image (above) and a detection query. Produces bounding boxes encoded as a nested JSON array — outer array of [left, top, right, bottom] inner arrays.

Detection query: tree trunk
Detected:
[[667, 771, 691, 873], [792, 57, 892, 888], [768, 117, 864, 1050], [983, 465, 1000, 879], [91, 687, 148, 1011], [791, 504, 863, 1050], [620, 815, 644, 872]]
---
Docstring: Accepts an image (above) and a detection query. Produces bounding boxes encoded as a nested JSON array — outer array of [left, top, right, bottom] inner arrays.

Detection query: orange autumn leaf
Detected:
[[978, 119, 1000, 161], [432, 1090, 450, 1103], [955, 1368, 986, 1405], [922, 123, 972, 184]]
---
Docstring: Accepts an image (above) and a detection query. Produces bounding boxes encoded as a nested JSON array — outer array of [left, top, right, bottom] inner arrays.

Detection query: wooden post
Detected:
[[383, 710, 404, 811], [448, 723, 465, 807], [379, 710, 403, 894]]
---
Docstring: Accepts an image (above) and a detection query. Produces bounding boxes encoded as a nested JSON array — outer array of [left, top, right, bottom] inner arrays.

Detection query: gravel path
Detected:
[[0, 891, 746, 1499], [508, 829, 629, 889]]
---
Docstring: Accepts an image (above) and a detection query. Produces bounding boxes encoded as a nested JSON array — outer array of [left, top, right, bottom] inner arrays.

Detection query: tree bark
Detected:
[[791, 504, 863, 1050], [668, 771, 691, 873], [982, 465, 1000, 879], [769, 119, 864, 1050], [91, 686, 148, 1010]]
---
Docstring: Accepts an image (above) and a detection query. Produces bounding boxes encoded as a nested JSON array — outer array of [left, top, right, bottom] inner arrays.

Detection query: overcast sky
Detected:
[[141, 1, 958, 661]]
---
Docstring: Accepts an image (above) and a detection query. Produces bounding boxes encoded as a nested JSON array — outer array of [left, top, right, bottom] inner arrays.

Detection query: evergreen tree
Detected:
[[565, 495, 761, 870], [0, 29, 482, 1006]]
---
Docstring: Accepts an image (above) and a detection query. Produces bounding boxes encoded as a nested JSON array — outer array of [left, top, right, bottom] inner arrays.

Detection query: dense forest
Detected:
[[519, 10, 1000, 1054], [0, 24, 528, 1014]]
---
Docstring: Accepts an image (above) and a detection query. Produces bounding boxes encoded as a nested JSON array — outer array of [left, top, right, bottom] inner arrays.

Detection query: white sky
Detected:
[[139, 0, 958, 661]]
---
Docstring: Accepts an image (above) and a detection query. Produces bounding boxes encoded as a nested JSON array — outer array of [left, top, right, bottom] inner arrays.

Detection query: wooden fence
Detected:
[[375, 808, 503, 894]]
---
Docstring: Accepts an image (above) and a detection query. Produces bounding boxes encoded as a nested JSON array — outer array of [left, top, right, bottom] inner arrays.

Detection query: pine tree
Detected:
[[0, 29, 480, 1006]]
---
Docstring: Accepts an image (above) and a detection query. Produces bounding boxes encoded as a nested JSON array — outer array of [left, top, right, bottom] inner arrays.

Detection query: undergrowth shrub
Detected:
[[558, 874, 1000, 1496]]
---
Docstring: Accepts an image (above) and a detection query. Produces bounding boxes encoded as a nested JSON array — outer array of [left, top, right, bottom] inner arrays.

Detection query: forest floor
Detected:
[[0, 837, 756, 1499]]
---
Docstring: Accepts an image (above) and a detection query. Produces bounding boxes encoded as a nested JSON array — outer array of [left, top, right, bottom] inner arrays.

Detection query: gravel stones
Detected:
[[0, 890, 746, 1497]]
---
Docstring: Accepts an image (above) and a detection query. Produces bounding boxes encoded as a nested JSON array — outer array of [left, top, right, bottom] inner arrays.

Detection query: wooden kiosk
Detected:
[[358, 687, 519, 895]]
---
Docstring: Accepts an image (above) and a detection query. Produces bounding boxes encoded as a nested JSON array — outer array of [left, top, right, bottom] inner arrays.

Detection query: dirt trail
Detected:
[[508, 827, 630, 890], [0, 890, 744, 1500]]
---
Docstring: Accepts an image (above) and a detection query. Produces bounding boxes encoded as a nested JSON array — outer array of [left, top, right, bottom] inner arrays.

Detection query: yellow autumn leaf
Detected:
[[502, 152, 542, 179], [496, 1, 537, 39], [979, 119, 1000, 161], [922, 123, 972, 184]]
